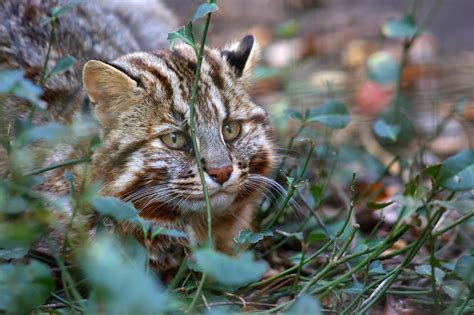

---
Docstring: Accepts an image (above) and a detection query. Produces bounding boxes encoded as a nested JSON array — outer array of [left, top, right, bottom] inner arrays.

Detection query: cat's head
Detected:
[[83, 35, 276, 220]]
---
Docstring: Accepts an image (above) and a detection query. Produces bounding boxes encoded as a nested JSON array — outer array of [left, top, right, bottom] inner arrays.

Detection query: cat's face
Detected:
[[84, 36, 275, 220]]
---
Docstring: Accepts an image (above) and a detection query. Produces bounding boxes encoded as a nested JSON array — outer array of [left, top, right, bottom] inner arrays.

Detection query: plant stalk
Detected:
[[187, 12, 213, 244]]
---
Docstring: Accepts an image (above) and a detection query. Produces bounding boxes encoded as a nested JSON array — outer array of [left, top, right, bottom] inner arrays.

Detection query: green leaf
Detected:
[[194, 248, 268, 287], [441, 261, 456, 271], [382, 16, 418, 39], [307, 100, 351, 129], [1, 196, 27, 215], [90, 196, 137, 221], [333, 146, 386, 178], [0, 247, 29, 260], [442, 280, 469, 299], [0, 220, 44, 249], [423, 164, 442, 180], [234, 229, 273, 245], [285, 109, 303, 121], [50, 2, 77, 18], [367, 51, 399, 84], [82, 234, 174, 313], [0, 261, 54, 313], [310, 185, 323, 205], [191, 3, 218, 21], [373, 111, 415, 147], [415, 264, 445, 284], [350, 243, 370, 265], [19, 122, 68, 144], [392, 195, 423, 221], [437, 150, 474, 192], [167, 22, 196, 50], [368, 260, 387, 275], [343, 282, 364, 294], [277, 230, 304, 242], [308, 231, 328, 243], [373, 118, 400, 141], [367, 201, 394, 210], [0, 69, 24, 93], [48, 55, 76, 77], [454, 255, 474, 285], [149, 226, 187, 239], [41, 1, 78, 25], [285, 294, 322, 315], [432, 200, 474, 214], [0, 70, 44, 108]]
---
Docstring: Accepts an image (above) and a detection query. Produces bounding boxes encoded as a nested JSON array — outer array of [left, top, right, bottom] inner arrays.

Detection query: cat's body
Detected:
[[0, 0, 176, 124], [1, 0, 276, 270]]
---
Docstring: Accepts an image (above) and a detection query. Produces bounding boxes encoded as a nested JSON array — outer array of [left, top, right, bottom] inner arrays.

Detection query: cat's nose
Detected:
[[207, 166, 233, 185]]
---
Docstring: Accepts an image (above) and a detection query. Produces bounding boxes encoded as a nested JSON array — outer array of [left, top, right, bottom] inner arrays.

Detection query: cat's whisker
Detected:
[[241, 181, 276, 202], [247, 174, 304, 216], [123, 185, 172, 204]]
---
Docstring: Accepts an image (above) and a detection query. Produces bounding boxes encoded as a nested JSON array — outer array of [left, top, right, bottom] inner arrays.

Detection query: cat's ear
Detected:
[[221, 35, 259, 82], [82, 60, 142, 128]]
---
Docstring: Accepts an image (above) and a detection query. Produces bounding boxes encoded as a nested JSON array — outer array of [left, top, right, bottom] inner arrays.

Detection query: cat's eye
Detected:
[[161, 132, 188, 149], [222, 121, 241, 141]]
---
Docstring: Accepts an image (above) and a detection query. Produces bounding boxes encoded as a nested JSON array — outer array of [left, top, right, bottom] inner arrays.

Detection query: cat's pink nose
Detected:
[[207, 166, 233, 185]]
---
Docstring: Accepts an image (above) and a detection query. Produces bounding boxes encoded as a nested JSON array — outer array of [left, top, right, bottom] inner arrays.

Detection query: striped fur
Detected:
[[1, 1, 276, 270], [84, 39, 277, 268]]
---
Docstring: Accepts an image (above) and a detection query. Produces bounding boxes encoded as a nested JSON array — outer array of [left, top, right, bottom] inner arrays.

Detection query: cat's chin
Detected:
[[178, 191, 237, 213]]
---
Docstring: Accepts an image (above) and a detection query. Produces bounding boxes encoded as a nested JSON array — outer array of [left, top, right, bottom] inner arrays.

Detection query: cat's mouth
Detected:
[[182, 188, 236, 202], [175, 186, 242, 212]]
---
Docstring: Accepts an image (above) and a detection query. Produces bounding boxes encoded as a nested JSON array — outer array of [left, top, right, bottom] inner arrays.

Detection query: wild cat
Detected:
[[1, 0, 276, 270]]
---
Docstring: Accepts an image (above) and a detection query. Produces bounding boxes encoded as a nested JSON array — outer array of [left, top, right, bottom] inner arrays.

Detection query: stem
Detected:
[[292, 242, 307, 294], [336, 173, 357, 239], [310, 224, 410, 295], [46, 236, 85, 313], [188, 12, 213, 244], [298, 225, 359, 298], [258, 122, 306, 218], [356, 209, 444, 313], [430, 238, 442, 312], [278, 123, 306, 171], [188, 273, 207, 312], [169, 257, 188, 290], [432, 212, 474, 237], [30, 19, 56, 121], [25, 157, 90, 176], [455, 289, 472, 315], [265, 142, 314, 229], [186, 9, 214, 314], [250, 238, 336, 288], [39, 20, 55, 88]]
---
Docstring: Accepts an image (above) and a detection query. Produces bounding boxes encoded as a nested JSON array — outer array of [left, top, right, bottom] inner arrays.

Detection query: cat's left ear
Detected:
[[221, 35, 259, 82]]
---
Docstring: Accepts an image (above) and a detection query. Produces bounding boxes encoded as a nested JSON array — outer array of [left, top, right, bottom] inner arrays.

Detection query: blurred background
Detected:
[[166, 0, 474, 234], [167, 0, 474, 161]]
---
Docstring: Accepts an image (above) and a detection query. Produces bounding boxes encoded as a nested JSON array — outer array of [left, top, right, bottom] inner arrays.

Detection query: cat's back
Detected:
[[0, 0, 177, 123]]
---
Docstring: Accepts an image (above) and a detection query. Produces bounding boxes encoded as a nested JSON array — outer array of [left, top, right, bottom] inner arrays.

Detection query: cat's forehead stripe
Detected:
[[127, 56, 174, 100], [120, 48, 232, 123]]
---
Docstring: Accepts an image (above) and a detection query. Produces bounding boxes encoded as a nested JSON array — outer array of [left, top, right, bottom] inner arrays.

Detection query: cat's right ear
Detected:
[[82, 60, 142, 128]]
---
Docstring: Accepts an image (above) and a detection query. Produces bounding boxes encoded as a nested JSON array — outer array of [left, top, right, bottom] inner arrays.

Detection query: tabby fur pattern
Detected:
[[1, 0, 277, 270]]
